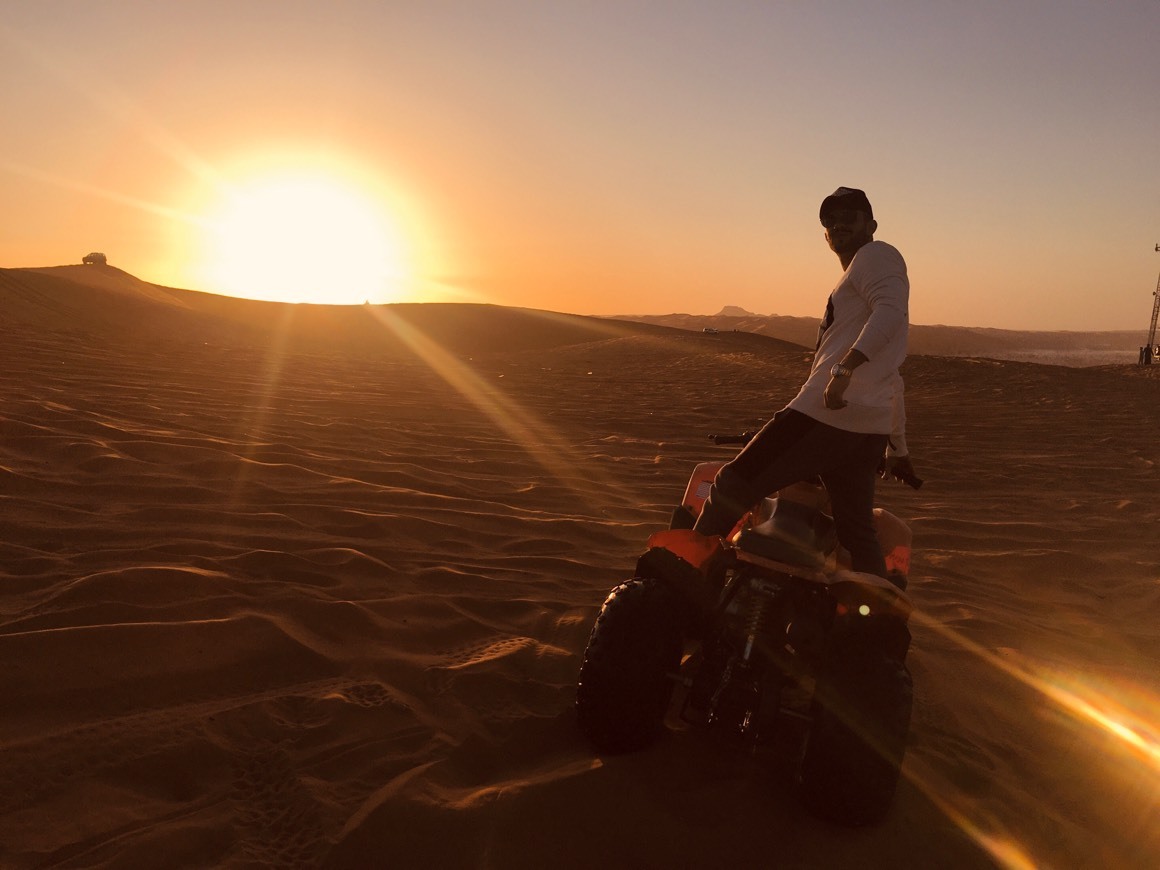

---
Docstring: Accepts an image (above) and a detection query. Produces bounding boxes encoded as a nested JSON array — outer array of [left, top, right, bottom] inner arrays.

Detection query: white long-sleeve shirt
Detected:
[[787, 240, 909, 435]]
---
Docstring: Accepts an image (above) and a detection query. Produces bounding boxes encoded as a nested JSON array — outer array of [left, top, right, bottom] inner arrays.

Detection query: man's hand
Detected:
[[879, 454, 923, 489], [824, 375, 850, 410], [823, 350, 867, 410]]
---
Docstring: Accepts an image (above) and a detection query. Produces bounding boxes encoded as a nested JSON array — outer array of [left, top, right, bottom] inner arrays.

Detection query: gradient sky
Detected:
[[2, 1, 1158, 330]]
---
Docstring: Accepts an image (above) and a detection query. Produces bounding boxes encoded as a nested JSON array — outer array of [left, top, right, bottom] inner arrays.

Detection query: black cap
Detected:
[[819, 187, 873, 222]]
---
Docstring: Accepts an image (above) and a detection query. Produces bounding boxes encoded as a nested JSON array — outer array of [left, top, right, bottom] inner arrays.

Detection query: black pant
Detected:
[[693, 409, 889, 576]]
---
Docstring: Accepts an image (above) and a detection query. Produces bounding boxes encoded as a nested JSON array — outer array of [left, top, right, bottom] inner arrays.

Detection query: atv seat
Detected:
[[736, 496, 837, 569]]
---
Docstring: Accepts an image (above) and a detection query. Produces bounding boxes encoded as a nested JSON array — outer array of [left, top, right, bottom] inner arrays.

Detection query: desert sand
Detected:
[[2, 266, 1159, 869]]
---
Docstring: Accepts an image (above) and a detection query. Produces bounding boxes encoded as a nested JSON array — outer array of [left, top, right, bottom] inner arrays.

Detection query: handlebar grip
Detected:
[[709, 432, 754, 446], [897, 470, 924, 490]]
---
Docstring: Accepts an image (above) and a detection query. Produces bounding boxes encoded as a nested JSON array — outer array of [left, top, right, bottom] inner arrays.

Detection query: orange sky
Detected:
[[2, 3, 1159, 330]]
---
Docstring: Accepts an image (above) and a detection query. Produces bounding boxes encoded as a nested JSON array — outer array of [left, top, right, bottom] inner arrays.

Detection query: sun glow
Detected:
[[198, 166, 414, 305]]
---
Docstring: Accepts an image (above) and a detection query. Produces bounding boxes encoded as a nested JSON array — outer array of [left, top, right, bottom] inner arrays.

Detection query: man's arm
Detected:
[[850, 243, 909, 361], [881, 377, 922, 487], [824, 244, 908, 411]]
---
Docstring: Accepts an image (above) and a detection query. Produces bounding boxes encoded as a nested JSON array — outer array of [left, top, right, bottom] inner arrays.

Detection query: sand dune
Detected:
[[2, 268, 1159, 868]]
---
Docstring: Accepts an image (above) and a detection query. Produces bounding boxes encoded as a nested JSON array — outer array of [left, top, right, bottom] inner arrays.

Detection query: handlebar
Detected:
[[890, 466, 924, 490], [709, 432, 754, 446]]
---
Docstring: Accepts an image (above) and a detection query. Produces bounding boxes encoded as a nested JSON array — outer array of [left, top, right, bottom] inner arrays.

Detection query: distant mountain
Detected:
[[609, 311, 1147, 367], [610, 312, 819, 348]]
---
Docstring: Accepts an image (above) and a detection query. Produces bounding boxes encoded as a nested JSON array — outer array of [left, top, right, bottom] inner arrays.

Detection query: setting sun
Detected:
[[198, 167, 412, 305]]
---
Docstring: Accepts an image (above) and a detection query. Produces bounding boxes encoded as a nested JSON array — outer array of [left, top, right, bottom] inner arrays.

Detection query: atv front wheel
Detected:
[[575, 578, 683, 753], [797, 619, 913, 825]]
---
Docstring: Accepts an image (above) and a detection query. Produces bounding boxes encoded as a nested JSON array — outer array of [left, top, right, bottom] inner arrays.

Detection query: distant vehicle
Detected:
[[702, 327, 719, 335], [82, 252, 107, 266]]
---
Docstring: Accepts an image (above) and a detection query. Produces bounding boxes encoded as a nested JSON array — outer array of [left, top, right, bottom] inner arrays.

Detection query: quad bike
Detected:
[[575, 433, 922, 825]]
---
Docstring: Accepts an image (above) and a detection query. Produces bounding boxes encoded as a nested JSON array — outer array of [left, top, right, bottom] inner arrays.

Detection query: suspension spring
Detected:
[[741, 590, 775, 661]]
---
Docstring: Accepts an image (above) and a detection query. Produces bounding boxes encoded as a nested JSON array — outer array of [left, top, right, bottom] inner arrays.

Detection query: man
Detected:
[[693, 187, 915, 578]]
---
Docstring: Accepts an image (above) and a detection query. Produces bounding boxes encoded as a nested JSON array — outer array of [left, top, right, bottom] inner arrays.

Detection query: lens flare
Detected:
[[902, 606, 1160, 868]]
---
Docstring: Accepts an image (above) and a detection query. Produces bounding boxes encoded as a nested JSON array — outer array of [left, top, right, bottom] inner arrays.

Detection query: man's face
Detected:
[[822, 209, 875, 257]]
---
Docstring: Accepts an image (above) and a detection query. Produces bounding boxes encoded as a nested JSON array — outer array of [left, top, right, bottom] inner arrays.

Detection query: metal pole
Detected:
[[1145, 244, 1160, 365]]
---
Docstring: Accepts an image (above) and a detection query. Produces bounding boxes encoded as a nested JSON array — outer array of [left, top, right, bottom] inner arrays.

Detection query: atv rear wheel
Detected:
[[576, 578, 683, 753], [797, 621, 913, 825]]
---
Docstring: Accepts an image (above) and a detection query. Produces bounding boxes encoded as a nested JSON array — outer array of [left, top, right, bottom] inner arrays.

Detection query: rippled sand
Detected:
[[2, 266, 1158, 868]]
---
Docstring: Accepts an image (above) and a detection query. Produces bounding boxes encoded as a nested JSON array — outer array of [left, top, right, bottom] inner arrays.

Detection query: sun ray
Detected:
[[901, 756, 1040, 870], [0, 157, 204, 227], [896, 605, 1160, 867], [909, 609, 1160, 771], [0, 22, 221, 186], [226, 306, 299, 508], [366, 306, 652, 512]]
